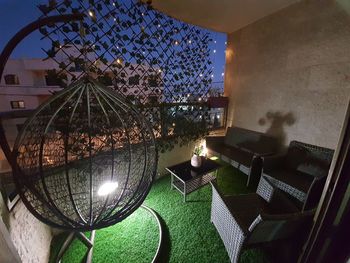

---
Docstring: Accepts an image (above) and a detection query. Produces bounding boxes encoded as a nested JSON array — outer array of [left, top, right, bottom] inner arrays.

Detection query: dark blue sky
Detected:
[[0, 0, 226, 83]]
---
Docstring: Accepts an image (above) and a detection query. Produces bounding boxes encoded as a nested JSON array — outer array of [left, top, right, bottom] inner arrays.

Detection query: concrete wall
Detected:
[[225, 0, 350, 150], [0, 194, 52, 263]]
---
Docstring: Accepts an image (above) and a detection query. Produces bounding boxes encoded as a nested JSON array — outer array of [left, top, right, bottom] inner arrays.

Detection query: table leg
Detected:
[[170, 173, 173, 190], [183, 183, 186, 202]]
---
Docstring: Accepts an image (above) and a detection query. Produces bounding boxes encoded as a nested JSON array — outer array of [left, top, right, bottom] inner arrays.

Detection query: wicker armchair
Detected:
[[262, 140, 334, 205], [210, 176, 314, 263]]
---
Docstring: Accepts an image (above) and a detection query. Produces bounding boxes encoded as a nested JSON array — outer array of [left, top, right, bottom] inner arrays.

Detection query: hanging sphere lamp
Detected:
[[13, 77, 157, 231]]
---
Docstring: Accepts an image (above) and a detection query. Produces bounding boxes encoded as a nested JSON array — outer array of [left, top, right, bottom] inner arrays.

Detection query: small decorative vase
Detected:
[[191, 154, 202, 168]]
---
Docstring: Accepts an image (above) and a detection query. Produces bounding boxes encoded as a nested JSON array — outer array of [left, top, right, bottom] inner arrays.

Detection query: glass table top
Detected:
[[166, 157, 222, 182]]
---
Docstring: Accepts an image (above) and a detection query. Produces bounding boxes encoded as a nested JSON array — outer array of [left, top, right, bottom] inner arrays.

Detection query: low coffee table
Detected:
[[166, 158, 222, 202]]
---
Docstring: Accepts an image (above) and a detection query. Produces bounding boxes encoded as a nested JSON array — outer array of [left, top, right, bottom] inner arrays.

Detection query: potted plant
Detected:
[[191, 145, 204, 168]]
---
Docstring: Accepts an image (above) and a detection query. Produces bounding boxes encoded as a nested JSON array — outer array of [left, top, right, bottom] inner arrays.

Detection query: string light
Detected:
[[88, 10, 94, 18], [221, 73, 224, 77], [188, 40, 192, 44], [112, 2, 116, 6], [213, 49, 216, 53], [174, 40, 179, 45]]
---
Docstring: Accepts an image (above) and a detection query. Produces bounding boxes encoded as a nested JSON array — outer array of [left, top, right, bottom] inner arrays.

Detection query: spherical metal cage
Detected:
[[13, 77, 157, 231]]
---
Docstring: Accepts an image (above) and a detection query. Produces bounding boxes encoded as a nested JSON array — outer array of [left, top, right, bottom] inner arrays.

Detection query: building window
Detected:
[[10, 101, 25, 109], [4, 74, 19, 85]]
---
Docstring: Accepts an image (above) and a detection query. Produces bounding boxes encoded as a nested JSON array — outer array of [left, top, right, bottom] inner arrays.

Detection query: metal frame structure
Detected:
[[0, 11, 160, 263], [55, 204, 164, 263]]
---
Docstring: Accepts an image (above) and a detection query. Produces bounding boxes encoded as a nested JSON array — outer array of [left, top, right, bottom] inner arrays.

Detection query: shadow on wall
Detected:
[[258, 111, 296, 148]]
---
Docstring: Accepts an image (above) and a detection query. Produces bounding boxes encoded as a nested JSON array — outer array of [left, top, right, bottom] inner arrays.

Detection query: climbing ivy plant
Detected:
[[38, 0, 213, 152]]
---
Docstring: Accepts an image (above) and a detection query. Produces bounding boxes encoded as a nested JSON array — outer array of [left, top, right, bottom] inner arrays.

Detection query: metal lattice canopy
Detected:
[[13, 77, 157, 231]]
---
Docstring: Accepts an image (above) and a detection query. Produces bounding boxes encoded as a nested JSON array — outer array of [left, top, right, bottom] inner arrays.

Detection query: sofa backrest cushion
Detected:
[[287, 141, 334, 178], [247, 209, 314, 244], [224, 127, 278, 154], [224, 127, 259, 147]]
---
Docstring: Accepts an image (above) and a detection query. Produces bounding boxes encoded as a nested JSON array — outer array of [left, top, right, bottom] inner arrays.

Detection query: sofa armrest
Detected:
[[210, 181, 249, 236], [205, 136, 225, 146], [262, 154, 286, 172]]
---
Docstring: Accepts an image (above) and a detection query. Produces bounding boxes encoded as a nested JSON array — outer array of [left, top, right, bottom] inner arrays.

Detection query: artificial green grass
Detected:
[[49, 162, 270, 263]]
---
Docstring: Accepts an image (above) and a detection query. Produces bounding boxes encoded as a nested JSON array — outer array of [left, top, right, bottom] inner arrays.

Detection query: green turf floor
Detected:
[[49, 161, 271, 263]]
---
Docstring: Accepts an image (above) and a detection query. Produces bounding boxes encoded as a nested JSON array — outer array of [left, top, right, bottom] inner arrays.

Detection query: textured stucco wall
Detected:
[[225, 0, 350, 150], [157, 140, 198, 177], [0, 195, 52, 263]]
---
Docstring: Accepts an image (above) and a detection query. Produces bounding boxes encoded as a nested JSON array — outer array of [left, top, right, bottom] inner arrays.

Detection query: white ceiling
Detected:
[[148, 0, 300, 33]]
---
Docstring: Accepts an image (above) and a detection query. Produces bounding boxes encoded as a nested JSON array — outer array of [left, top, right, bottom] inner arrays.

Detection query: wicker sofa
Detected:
[[206, 127, 279, 187], [210, 176, 314, 263], [262, 140, 334, 206]]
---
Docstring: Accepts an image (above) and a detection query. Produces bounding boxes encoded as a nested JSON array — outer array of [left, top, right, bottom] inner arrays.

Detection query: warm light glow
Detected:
[[88, 10, 94, 17], [98, 181, 118, 196], [116, 58, 121, 64]]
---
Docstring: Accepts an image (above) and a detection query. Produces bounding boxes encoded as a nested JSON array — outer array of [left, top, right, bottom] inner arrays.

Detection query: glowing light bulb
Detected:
[[213, 49, 216, 53], [88, 10, 94, 17], [98, 181, 118, 196], [188, 40, 192, 44]]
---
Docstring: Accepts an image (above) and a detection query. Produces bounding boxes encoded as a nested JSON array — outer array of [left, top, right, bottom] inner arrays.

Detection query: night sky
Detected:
[[0, 0, 226, 83]]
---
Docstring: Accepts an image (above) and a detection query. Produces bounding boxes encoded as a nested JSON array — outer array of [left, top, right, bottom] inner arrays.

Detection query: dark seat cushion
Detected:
[[206, 141, 226, 154], [223, 194, 267, 232], [223, 192, 299, 232], [264, 169, 314, 193], [221, 146, 253, 167]]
